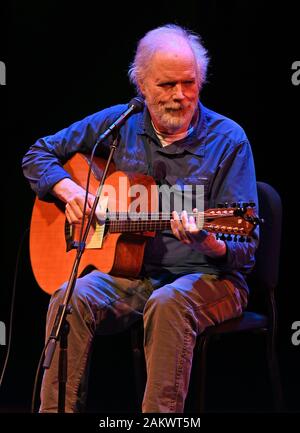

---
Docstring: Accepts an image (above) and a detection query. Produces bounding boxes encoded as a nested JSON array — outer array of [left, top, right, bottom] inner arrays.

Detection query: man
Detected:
[[22, 24, 258, 412]]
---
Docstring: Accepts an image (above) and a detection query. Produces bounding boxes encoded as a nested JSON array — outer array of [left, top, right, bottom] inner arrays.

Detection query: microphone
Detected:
[[97, 97, 144, 143]]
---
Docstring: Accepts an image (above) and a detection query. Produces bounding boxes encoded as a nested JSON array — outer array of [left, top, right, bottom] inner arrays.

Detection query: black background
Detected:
[[0, 0, 299, 415]]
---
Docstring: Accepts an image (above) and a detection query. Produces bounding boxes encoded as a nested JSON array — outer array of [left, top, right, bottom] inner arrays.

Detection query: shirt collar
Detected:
[[136, 101, 208, 157]]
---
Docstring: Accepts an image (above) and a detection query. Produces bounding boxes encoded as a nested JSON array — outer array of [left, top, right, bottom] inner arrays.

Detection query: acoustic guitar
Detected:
[[30, 153, 260, 294]]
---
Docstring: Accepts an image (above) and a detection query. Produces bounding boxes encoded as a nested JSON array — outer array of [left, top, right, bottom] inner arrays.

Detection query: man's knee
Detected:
[[49, 272, 105, 312], [144, 284, 185, 319]]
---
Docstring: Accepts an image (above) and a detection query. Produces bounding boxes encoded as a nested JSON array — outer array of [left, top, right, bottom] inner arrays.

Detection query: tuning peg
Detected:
[[215, 233, 220, 240], [224, 202, 229, 208], [231, 202, 237, 208], [233, 234, 238, 242], [249, 201, 256, 207], [226, 234, 233, 241], [233, 207, 244, 216], [239, 236, 246, 243], [220, 233, 227, 241], [242, 202, 249, 208], [217, 203, 224, 208]]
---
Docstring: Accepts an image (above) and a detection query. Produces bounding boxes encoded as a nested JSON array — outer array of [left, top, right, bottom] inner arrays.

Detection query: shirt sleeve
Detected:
[[209, 139, 259, 274], [22, 106, 124, 200]]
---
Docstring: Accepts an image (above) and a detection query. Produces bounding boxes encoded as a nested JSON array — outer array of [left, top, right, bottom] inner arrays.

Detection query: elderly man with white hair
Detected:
[[23, 24, 258, 413]]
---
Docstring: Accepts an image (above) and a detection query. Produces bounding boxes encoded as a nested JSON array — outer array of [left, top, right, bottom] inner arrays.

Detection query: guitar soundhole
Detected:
[[64, 218, 109, 251]]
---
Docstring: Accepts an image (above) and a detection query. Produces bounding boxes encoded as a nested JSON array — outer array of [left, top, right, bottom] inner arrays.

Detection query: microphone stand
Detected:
[[43, 131, 120, 413]]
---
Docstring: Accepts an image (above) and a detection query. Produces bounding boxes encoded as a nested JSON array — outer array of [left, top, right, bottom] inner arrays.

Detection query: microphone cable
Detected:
[[0, 227, 29, 388]]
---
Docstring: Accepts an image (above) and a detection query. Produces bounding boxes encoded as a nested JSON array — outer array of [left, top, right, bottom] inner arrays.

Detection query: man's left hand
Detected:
[[171, 210, 227, 258]]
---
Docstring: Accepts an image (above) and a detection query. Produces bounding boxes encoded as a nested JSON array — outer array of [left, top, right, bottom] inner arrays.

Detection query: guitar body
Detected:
[[30, 154, 157, 295], [30, 153, 259, 295]]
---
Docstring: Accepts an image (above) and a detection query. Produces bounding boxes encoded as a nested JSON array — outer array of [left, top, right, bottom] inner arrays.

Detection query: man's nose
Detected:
[[173, 83, 184, 100]]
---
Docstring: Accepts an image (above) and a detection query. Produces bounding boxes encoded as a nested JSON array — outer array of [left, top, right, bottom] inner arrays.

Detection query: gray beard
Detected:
[[154, 108, 190, 132]]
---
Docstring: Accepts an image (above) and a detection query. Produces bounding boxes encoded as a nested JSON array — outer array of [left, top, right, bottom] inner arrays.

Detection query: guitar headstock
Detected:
[[199, 202, 262, 242]]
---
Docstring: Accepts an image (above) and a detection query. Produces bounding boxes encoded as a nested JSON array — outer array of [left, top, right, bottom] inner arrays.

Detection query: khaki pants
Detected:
[[40, 270, 247, 413]]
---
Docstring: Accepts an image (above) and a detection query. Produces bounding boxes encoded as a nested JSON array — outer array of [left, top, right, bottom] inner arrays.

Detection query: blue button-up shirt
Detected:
[[22, 102, 259, 292]]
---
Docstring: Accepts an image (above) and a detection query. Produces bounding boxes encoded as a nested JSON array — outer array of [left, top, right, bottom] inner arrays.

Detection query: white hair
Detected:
[[128, 24, 210, 94]]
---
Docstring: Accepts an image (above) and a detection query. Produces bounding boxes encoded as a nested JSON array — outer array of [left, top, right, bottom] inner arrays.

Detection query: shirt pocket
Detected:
[[182, 176, 210, 211], [163, 175, 210, 213]]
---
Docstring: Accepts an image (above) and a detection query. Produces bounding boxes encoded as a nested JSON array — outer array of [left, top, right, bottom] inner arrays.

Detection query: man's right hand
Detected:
[[52, 178, 95, 224]]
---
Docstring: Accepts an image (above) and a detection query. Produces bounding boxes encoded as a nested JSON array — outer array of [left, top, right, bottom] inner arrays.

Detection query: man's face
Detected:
[[139, 46, 200, 134]]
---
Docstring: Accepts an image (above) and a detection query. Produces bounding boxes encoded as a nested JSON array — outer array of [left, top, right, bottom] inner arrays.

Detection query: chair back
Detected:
[[250, 181, 282, 291]]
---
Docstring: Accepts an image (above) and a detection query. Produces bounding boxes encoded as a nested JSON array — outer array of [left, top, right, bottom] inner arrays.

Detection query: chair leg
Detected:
[[131, 324, 146, 410], [266, 331, 284, 411], [192, 336, 210, 413]]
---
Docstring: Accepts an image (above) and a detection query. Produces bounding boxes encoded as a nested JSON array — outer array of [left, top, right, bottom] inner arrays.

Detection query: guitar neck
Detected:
[[106, 209, 241, 234], [108, 215, 172, 233]]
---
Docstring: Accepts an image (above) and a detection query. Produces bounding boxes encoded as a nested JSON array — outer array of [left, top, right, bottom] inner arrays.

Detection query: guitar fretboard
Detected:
[[106, 210, 235, 233]]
